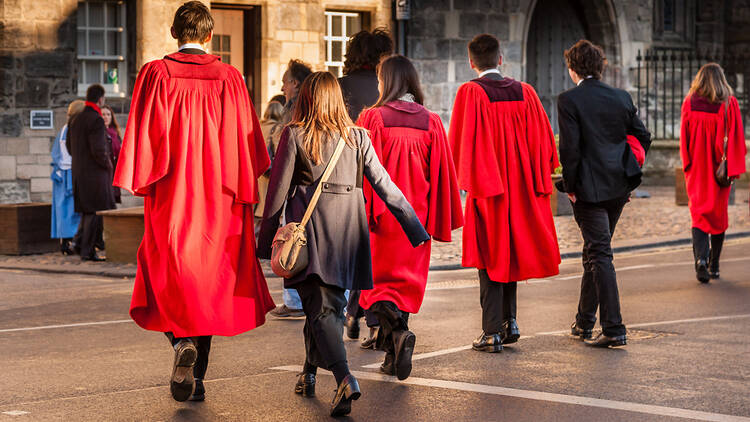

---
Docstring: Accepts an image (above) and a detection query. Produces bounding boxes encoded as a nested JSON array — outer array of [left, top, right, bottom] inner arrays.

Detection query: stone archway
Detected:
[[524, 0, 622, 132]]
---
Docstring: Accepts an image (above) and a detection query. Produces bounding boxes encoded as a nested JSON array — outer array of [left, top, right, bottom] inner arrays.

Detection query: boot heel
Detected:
[[295, 383, 315, 397]]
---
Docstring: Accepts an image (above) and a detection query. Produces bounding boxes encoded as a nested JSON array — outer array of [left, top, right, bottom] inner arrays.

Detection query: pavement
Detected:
[[1, 186, 748, 277], [1, 239, 749, 421]]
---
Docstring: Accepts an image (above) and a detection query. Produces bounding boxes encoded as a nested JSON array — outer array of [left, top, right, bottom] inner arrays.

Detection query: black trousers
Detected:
[[165, 333, 213, 379], [75, 213, 103, 258], [691, 228, 725, 269], [370, 301, 410, 355], [296, 276, 348, 371], [478, 269, 517, 333], [572, 195, 628, 337], [346, 290, 380, 327]]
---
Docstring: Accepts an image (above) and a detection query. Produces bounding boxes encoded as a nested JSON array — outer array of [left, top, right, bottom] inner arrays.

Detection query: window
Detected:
[[653, 0, 695, 46], [77, 0, 128, 97], [212, 35, 232, 65], [324, 11, 364, 77]]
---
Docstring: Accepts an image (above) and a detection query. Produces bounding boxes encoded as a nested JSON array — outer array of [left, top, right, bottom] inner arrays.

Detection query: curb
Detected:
[[428, 230, 750, 272], [2, 231, 749, 278]]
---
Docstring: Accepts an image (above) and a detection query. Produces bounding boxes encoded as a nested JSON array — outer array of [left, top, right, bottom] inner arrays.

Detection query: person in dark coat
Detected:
[[67, 84, 116, 261], [556, 40, 651, 348], [337, 27, 394, 345], [257, 72, 429, 417]]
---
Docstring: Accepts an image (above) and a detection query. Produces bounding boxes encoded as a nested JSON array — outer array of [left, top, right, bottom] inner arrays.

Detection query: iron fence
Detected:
[[635, 47, 750, 140]]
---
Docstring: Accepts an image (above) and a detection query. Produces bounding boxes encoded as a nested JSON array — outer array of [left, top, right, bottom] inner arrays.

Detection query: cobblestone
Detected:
[[0, 187, 748, 275]]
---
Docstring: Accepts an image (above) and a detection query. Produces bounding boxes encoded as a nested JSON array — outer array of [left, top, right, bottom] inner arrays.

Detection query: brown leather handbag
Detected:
[[715, 99, 732, 188], [270, 137, 346, 278]]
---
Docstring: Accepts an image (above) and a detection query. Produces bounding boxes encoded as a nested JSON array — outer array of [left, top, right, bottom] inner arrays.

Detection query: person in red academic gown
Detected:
[[113, 2, 274, 402], [357, 55, 463, 380], [449, 34, 560, 353], [680, 63, 746, 282]]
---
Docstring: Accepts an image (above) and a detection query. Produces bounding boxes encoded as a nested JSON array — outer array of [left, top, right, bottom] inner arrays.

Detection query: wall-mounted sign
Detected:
[[396, 0, 410, 20], [30, 110, 54, 130]]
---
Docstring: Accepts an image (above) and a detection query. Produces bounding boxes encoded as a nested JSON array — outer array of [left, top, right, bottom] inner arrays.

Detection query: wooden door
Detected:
[[526, 0, 587, 133]]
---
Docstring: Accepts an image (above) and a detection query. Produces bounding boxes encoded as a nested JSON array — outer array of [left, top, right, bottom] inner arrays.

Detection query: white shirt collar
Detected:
[[577, 75, 594, 86], [479, 68, 502, 78], [179, 43, 205, 52]]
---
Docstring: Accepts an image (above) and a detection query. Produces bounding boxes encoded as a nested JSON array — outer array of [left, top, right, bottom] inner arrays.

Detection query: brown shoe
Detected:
[[170, 340, 197, 402], [269, 304, 305, 319]]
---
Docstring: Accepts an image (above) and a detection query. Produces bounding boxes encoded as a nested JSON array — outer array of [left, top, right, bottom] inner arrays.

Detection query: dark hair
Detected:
[[468, 34, 502, 71], [343, 28, 394, 75], [372, 55, 424, 108], [564, 39, 607, 80], [101, 105, 122, 140], [270, 94, 286, 106], [287, 59, 313, 85], [86, 84, 105, 103], [173, 1, 214, 45]]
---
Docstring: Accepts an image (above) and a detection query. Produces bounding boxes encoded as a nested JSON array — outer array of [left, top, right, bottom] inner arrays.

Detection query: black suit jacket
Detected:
[[556, 78, 651, 203], [338, 69, 379, 122]]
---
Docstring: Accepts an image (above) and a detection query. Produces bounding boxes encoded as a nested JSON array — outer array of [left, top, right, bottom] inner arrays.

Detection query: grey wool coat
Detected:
[[257, 126, 430, 290]]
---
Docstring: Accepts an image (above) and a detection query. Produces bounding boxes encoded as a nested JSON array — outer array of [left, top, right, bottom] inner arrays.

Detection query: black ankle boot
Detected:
[[695, 259, 710, 283], [709, 251, 720, 279], [294, 372, 316, 397]]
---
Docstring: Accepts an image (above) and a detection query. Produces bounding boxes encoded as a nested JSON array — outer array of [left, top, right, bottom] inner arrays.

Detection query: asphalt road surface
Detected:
[[1, 240, 749, 421]]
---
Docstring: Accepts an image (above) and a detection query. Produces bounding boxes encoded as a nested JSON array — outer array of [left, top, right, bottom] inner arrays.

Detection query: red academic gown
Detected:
[[449, 77, 560, 282], [357, 101, 463, 313], [114, 53, 275, 337], [680, 94, 747, 234]]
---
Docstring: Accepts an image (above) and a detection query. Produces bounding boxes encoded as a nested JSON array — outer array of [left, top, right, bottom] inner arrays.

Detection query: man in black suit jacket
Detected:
[[67, 84, 115, 261], [556, 40, 651, 348]]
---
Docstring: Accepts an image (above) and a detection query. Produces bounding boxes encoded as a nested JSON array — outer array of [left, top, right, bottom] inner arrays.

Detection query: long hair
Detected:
[[291, 72, 355, 164], [689, 63, 733, 104], [101, 105, 122, 139], [262, 100, 284, 123], [371, 55, 424, 108]]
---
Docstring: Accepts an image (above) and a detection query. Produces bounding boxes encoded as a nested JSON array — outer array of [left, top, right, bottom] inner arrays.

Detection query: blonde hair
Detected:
[[689, 63, 733, 104], [262, 101, 284, 123], [290, 72, 355, 165], [67, 100, 85, 121]]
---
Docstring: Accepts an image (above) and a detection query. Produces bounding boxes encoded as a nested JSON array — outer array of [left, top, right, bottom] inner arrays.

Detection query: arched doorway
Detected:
[[526, 0, 621, 132]]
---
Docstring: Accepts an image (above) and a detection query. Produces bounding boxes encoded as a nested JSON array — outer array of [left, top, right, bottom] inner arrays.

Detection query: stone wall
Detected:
[[0, 0, 78, 203]]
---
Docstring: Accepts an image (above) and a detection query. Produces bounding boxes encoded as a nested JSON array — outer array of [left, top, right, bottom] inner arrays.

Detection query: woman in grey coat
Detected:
[[257, 72, 429, 417]]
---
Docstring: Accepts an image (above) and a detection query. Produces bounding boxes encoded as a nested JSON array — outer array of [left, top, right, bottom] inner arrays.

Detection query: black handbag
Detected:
[[714, 99, 732, 188]]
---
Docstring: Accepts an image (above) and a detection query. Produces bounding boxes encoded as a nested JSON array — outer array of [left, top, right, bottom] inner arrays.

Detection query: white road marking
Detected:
[[271, 365, 750, 422], [2, 411, 29, 416], [362, 345, 472, 369], [0, 319, 132, 333], [535, 313, 750, 336]]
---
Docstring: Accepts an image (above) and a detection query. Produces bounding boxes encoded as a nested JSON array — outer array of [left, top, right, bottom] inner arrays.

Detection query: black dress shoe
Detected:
[[501, 319, 520, 344], [708, 259, 720, 279], [189, 378, 205, 401], [570, 322, 593, 340], [81, 253, 106, 262], [380, 353, 395, 376], [393, 330, 416, 380], [472, 332, 503, 353], [170, 340, 198, 402], [584, 333, 627, 348], [345, 315, 360, 340], [330, 374, 361, 417], [695, 259, 710, 283], [294, 372, 316, 397], [360, 326, 379, 349]]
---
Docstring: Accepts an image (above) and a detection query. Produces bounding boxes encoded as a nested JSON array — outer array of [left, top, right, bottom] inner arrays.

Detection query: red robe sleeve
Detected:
[[626, 135, 645, 167], [220, 67, 270, 204], [726, 96, 747, 179], [679, 97, 692, 172], [522, 83, 558, 196], [426, 112, 464, 242], [356, 108, 387, 227], [448, 82, 505, 198], [114, 60, 169, 196]]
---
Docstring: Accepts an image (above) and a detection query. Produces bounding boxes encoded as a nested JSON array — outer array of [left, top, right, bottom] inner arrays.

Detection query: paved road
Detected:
[[1, 240, 749, 421]]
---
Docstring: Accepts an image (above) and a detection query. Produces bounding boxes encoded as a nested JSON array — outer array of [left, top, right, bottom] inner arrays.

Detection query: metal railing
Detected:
[[635, 47, 749, 140]]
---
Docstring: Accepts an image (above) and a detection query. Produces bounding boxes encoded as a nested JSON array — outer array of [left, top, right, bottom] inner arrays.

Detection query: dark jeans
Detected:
[[691, 228, 725, 270], [165, 333, 213, 379], [346, 289, 380, 327], [296, 276, 348, 372], [370, 301, 410, 355], [75, 213, 104, 258], [478, 269, 517, 333], [573, 195, 628, 337]]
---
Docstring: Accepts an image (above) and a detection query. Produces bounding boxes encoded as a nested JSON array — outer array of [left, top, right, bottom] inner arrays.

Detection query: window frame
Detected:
[[323, 10, 365, 77], [653, 0, 696, 47], [77, 0, 128, 98]]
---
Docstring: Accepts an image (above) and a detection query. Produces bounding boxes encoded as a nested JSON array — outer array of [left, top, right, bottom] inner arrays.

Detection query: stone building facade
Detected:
[[2, 0, 749, 204]]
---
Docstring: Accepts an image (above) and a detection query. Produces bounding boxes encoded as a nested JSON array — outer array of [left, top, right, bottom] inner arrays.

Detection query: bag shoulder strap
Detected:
[[722, 99, 730, 160], [299, 135, 347, 227]]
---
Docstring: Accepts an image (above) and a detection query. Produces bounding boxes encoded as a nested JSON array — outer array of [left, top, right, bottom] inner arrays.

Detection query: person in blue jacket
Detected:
[[51, 100, 84, 255]]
